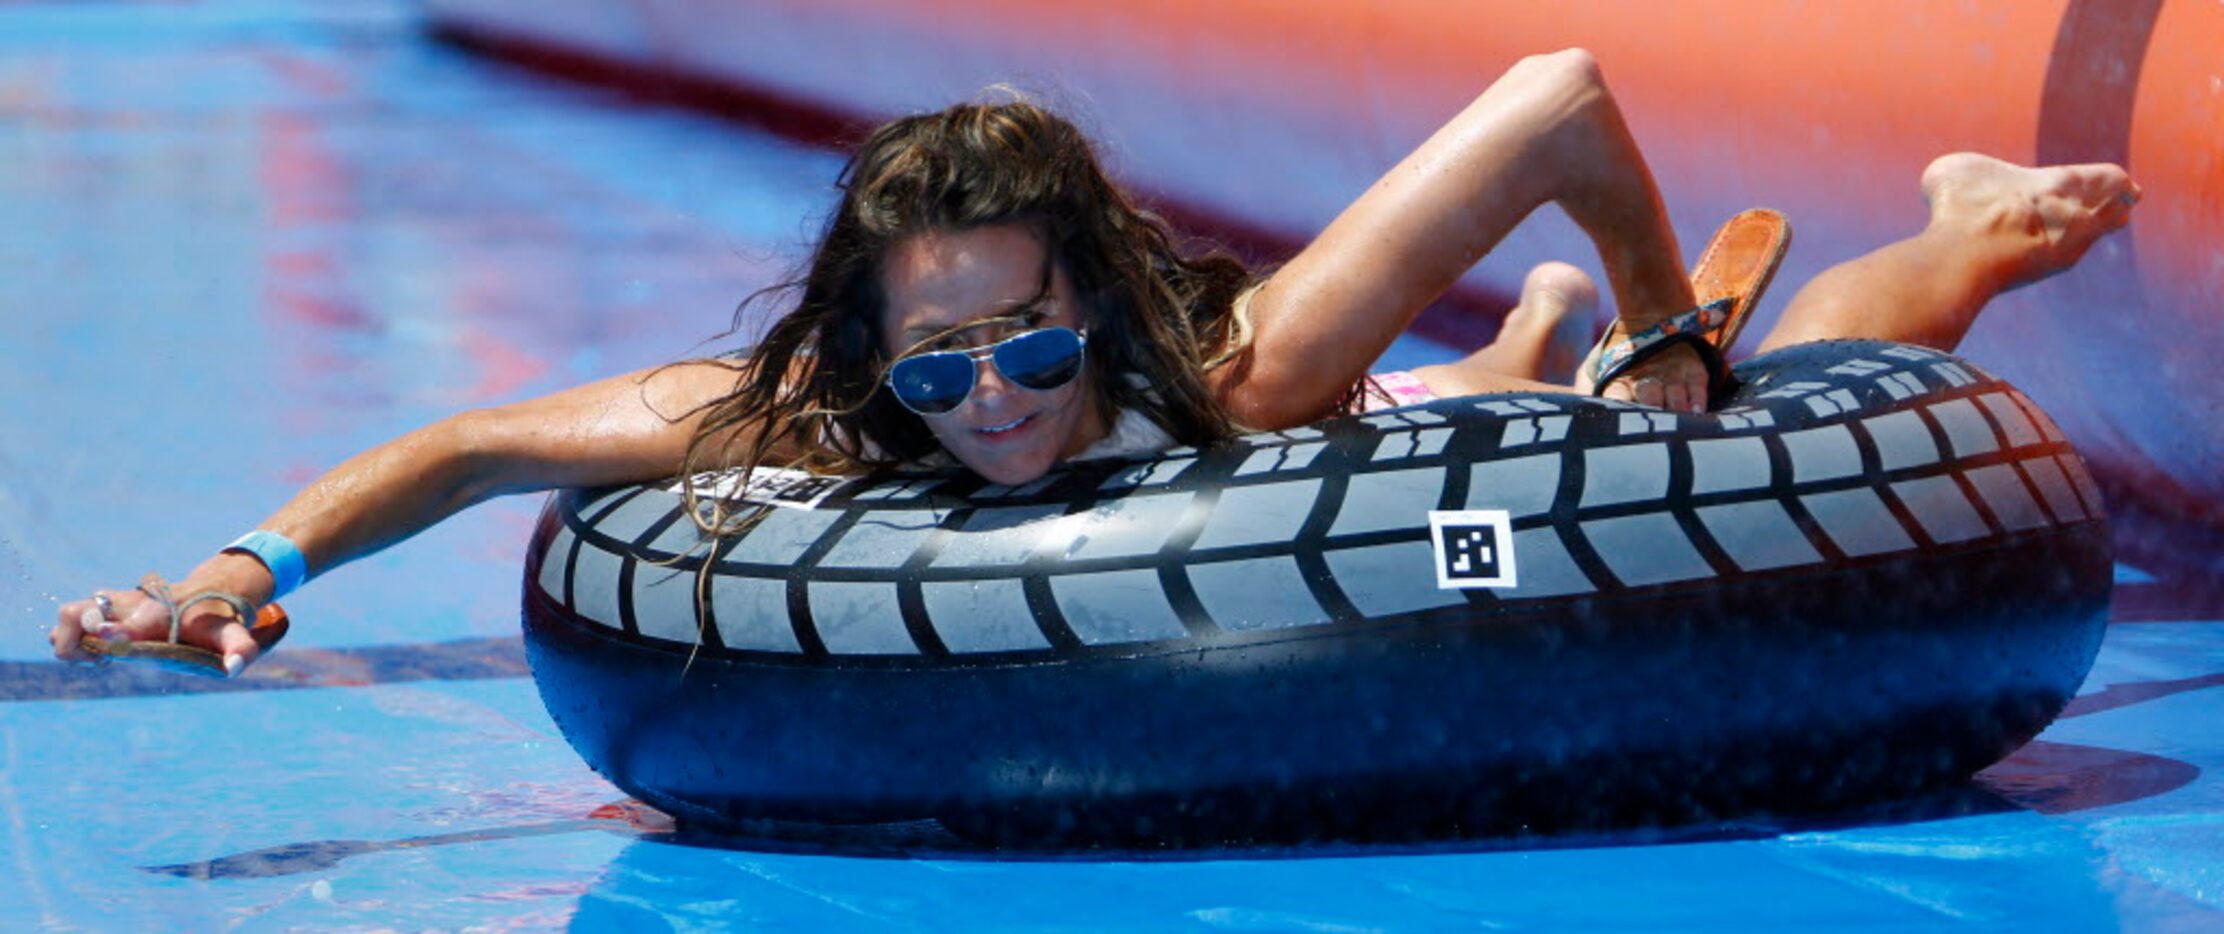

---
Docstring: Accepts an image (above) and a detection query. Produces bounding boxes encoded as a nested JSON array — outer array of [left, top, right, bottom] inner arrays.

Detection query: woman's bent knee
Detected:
[[1508, 48, 1604, 96], [1483, 48, 1610, 130]]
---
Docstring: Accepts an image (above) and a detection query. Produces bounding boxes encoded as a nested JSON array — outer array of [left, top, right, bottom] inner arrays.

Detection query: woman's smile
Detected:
[[976, 414, 1032, 436]]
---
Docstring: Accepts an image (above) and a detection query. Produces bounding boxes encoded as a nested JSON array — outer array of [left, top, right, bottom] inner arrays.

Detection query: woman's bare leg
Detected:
[[1417, 262, 1599, 392], [1758, 154, 2139, 353], [1223, 48, 1708, 428]]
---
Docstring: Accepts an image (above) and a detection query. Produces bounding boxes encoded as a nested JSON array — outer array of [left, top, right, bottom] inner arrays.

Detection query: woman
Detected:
[[51, 49, 2137, 676]]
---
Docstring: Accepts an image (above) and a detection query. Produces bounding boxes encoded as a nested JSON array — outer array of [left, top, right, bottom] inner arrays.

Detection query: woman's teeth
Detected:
[[979, 415, 1030, 434]]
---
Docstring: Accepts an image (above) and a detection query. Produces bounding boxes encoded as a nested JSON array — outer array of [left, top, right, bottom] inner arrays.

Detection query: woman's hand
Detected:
[[50, 553, 278, 676], [1573, 336, 1712, 413], [1596, 343, 1711, 412]]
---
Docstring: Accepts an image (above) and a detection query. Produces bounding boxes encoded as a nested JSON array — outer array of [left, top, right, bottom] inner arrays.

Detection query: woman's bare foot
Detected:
[[1919, 153, 2141, 289], [1479, 261, 1600, 381], [1758, 152, 2140, 355]]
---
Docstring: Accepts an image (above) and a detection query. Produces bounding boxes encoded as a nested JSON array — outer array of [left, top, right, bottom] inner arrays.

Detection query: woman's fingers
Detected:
[[1604, 346, 1710, 413], [50, 599, 95, 660], [1630, 375, 1665, 408], [49, 591, 143, 661], [213, 621, 262, 676]]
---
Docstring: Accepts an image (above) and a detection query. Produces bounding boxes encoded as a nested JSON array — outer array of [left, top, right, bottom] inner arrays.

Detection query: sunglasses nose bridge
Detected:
[[967, 346, 1022, 399]]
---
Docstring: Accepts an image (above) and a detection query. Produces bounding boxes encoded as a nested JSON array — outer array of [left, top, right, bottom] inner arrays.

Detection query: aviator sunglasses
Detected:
[[884, 326, 1089, 416]]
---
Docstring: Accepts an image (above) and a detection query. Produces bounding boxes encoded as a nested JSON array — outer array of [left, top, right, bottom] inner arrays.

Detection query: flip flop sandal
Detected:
[[1588, 207, 1792, 401], [78, 573, 290, 678], [1590, 297, 1741, 400]]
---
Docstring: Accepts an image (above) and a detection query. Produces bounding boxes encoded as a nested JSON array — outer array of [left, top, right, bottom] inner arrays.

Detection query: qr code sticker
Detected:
[[1428, 509, 1517, 589], [670, 468, 846, 510]]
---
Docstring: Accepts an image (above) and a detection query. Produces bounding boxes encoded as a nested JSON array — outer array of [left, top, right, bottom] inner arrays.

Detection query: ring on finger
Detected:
[[92, 592, 115, 620]]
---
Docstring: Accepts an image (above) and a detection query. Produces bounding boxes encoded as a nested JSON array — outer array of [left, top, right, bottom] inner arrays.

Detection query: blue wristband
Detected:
[[223, 530, 309, 600]]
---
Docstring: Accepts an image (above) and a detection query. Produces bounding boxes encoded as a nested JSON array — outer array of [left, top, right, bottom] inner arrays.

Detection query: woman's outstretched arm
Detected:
[[48, 360, 748, 672], [1218, 48, 1710, 426]]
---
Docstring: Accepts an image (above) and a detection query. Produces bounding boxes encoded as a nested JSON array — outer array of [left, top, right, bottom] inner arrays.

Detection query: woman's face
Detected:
[[880, 223, 1107, 485]]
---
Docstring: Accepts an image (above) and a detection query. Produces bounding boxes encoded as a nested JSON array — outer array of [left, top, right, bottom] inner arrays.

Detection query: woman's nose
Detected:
[[967, 355, 1019, 406]]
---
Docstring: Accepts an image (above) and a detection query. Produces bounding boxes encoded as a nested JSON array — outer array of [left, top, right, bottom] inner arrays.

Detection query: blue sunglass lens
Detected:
[[994, 327, 1084, 390], [888, 352, 976, 414]]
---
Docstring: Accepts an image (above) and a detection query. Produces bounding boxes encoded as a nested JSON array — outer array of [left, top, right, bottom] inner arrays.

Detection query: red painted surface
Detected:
[[425, 0, 2223, 540]]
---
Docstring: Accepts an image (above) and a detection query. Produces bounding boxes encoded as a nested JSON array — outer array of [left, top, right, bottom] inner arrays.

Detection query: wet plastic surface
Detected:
[[2, 3, 2218, 929]]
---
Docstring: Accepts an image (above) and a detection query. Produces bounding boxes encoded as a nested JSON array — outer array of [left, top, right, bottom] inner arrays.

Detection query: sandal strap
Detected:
[[1591, 330, 1734, 403], [137, 572, 181, 645], [1589, 297, 1735, 386], [175, 590, 261, 630]]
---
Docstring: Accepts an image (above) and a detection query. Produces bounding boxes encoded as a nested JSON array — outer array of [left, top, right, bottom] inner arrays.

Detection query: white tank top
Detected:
[[1069, 407, 1178, 461]]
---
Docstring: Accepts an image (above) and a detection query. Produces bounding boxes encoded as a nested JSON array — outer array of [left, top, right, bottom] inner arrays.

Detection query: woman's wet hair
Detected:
[[671, 96, 1256, 537]]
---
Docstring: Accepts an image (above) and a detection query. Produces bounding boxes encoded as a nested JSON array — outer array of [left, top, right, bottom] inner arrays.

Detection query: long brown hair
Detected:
[[675, 98, 1255, 535]]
